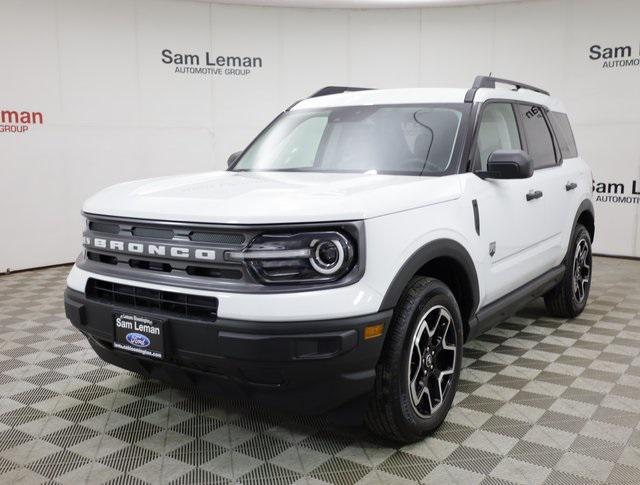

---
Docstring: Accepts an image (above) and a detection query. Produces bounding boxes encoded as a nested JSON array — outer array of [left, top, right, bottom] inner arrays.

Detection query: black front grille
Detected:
[[86, 216, 247, 246], [190, 231, 245, 245], [89, 221, 120, 234], [86, 279, 218, 321], [132, 227, 174, 239]]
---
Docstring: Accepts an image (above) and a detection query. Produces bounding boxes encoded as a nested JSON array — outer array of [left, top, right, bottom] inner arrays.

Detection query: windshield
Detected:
[[232, 104, 467, 175]]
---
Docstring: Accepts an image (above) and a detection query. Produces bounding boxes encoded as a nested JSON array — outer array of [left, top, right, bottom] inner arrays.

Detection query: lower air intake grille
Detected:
[[86, 279, 218, 321]]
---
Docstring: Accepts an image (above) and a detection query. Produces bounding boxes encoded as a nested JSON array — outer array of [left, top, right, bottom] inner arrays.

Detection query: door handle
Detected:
[[565, 182, 578, 191], [526, 190, 543, 201]]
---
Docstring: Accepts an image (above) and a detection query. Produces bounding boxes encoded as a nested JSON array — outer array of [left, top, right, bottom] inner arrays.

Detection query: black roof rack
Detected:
[[309, 86, 373, 98], [464, 75, 550, 102]]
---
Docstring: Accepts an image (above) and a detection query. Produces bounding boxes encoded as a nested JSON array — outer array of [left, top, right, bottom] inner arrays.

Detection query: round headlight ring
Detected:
[[310, 238, 345, 275]]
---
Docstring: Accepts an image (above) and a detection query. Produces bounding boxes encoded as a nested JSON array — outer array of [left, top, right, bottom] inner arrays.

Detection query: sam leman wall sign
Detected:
[[589, 42, 640, 68], [1, 109, 43, 134], [161, 49, 263, 76], [593, 178, 640, 205]]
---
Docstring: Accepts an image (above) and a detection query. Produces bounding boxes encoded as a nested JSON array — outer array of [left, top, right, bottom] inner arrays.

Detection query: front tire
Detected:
[[544, 223, 592, 318], [365, 277, 463, 443]]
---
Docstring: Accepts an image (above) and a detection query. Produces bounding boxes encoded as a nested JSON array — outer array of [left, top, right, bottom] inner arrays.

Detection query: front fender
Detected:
[[378, 238, 479, 318]]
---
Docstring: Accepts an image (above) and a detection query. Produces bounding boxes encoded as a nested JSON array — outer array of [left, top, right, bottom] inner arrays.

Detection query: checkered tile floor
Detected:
[[1, 257, 639, 484]]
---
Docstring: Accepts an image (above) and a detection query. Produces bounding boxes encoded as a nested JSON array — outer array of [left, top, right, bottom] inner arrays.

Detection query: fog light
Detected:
[[364, 323, 384, 340]]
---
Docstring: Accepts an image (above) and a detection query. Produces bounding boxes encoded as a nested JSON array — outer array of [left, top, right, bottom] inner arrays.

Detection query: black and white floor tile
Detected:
[[1, 257, 639, 484]]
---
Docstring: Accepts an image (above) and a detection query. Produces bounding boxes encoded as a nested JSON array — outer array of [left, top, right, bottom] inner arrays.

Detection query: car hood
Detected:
[[83, 171, 462, 224]]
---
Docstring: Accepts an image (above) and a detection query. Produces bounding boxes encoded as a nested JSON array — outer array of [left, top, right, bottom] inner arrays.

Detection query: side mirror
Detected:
[[227, 151, 243, 168], [476, 150, 533, 179]]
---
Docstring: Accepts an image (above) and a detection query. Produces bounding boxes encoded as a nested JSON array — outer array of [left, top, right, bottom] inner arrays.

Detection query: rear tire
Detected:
[[365, 277, 463, 443], [544, 223, 592, 318]]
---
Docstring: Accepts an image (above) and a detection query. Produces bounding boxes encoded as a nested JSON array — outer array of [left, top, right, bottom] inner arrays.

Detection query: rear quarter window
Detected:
[[549, 112, 578, 159]]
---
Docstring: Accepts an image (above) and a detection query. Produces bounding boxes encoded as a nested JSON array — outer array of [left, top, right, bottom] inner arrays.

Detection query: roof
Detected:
[[292, 85, 567, 113]]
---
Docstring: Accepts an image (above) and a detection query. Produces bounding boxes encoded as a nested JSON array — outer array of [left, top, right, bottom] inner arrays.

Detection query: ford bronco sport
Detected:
[[65, 76, 594, 442]]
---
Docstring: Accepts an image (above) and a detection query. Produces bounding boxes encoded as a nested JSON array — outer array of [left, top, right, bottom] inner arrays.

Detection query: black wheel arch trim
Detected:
[[572, 198, 595, 243], [378, 239, 480, 321]]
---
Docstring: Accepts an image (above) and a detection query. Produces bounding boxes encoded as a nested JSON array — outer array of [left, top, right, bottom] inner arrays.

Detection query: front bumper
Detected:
[[66, 263, 384, 321], [65, 288, 392, 415]]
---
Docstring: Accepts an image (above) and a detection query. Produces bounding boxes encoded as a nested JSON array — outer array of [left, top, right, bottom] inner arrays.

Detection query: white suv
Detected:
[[65, 76, 594, 442]]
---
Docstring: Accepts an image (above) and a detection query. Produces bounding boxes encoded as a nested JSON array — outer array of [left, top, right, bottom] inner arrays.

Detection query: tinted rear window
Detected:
[[517, 104, 558, 169], [549, 112, 578, 159]]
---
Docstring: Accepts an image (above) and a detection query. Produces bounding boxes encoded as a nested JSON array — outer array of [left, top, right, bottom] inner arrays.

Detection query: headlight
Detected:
[[227, 231, 356, 284], [309, 238, 345, 275]]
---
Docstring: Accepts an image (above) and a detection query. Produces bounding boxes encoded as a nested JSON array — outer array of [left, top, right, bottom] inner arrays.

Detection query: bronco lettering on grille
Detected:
[[83, 237, 216, 261]]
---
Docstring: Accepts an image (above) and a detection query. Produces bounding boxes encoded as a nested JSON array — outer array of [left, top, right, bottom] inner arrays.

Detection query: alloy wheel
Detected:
[[407, 305, 457, 418], [573, 238, 591, 303]]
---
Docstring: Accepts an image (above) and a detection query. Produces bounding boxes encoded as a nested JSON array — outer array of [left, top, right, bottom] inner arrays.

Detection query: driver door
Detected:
[[470, 102, 550, 305]]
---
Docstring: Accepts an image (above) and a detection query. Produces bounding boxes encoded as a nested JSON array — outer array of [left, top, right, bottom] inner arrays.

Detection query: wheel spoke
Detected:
[[410, 379, 423, 407], [410, 378, 435, 414], [423, 385, 434, 412], [441, 319, 456, 352], [413, 319, 427, 349], [436, 372, 448, 405], [410, 366, 422, 394], [426, 309, 444, 339], [410, 351, 422, 383], [576, 280, 583, 301], [413, 339, 422, 363]]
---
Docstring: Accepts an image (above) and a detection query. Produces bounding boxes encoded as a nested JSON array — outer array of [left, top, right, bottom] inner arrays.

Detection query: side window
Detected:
[[517, 104, 558, 169], [549, 112, 578, 159], [474, 103, 521, 170]]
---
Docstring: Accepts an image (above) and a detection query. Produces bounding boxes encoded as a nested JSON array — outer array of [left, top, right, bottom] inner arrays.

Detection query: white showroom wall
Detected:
[[1, 0, 639, 271]]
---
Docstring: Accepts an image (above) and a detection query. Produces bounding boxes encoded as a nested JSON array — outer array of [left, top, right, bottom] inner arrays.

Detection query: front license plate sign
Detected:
[[113, 312, 165, 359]]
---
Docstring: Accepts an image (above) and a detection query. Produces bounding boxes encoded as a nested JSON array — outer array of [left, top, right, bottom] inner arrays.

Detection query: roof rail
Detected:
[[285, 86, 374, 111], [309, 86, 373, 98], [464, 75, 550, 102]]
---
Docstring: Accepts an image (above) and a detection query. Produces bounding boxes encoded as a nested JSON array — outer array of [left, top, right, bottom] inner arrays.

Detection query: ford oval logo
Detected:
[[126, 333, 150, 348]]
